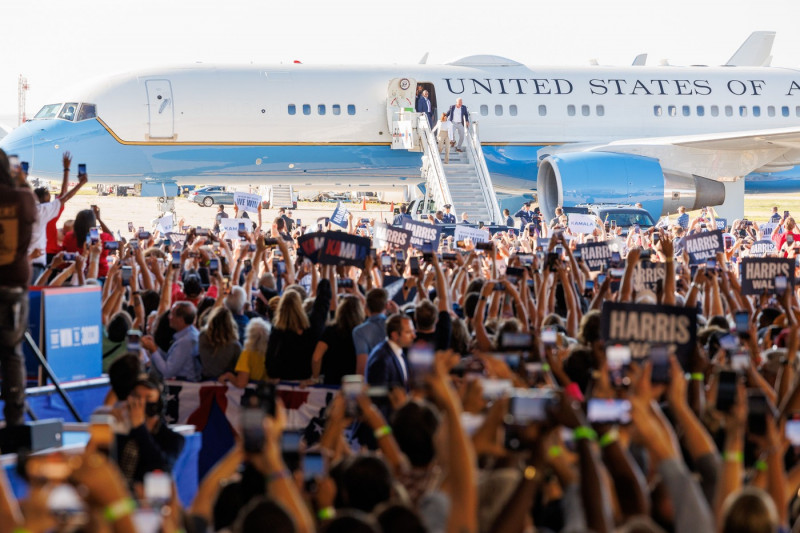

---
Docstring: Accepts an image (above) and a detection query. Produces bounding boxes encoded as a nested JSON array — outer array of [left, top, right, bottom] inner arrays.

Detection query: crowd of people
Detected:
[[0, 148, 800, 532]]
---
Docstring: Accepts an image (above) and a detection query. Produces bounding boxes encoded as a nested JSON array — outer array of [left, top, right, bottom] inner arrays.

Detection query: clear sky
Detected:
[[3, 0, 800, 123]]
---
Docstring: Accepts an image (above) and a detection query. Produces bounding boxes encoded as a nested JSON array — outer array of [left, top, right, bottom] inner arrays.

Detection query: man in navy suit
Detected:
[[447, 98, 470, 152], [365, 314, 416, 389], [392, 205, 413, 226], [416, 90, 433, 129]]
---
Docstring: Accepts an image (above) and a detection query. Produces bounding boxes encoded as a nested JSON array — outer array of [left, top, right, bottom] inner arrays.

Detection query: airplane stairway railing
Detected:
[[414, 114, 455, 219], [465, 122, 504, 224]]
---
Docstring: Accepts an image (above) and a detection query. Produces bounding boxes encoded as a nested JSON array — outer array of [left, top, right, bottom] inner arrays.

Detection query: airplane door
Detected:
[[387, 78, 416, 149], [146, 79, 174, 139]]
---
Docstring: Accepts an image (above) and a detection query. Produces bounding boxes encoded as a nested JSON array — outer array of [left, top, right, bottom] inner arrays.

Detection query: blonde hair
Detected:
[[274, 291, 310, 332], [243, 318, 270, 354]]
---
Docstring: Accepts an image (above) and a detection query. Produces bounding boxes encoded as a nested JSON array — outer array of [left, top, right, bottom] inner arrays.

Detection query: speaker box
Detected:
[[0, 419, 63, 454]]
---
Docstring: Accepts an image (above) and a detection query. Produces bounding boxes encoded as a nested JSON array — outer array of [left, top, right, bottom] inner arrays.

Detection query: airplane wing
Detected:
[[541, 125, 800, 178]]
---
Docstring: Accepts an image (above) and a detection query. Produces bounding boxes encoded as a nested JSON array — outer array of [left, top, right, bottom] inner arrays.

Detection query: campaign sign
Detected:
[[155, 213, 173, 234], [317, 232, 370, 267], [330, 202, 349, 229], [452, 224, 488, 245], [233, 192, 262, 214], [373, 223, 412, 251], [220, 218, 250, 234], [761, 222, 778, 239], [535, 237, 550, 250], [402, 220, 443, 249], [739, 257, 795, 295], [568, 213, 596, 235], [601, 301, 697, 365], [632, 261, 666, 292], [297, 232, 326, 263], [43, 287, 102, 383], [684, 229, 724, 264], [750, 240, 777, 257], [716, 218, 728, 231], [577, 242, 612, 271]]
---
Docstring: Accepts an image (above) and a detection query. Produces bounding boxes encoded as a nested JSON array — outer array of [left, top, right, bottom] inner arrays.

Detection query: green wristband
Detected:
[[374, 425, 392, 439], [599, 428, 619, 448], [541, 363, 551, 372], [547, 445, 563, 458], [690, 372, 704, 382], [317, 507, 336, 520], [573, 426, 598, 442], [724, 451, 743, 463], [755, 459, 768, 472], [103, 497, 136, 522]]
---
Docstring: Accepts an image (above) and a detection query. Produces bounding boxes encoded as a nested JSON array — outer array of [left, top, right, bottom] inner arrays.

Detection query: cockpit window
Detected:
[[34, 103, 63, 119], [58, 103, 79, 121], [76, 104, 97, 121]]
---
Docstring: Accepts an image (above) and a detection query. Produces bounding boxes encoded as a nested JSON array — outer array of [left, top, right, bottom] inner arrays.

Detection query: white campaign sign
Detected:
[[155, 214, 173, 234], [761, 223, 778, 239], [568, 213, 596, 234], [220, 218, 251, 234], [234, 192, 262, 214], [453, 224, 490, 243]]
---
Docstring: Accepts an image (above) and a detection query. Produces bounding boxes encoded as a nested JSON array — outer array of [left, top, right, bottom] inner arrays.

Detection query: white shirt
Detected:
[[452, 106, 464, 125], [386, 339, 408, 382], [29, 198, 61, 265]]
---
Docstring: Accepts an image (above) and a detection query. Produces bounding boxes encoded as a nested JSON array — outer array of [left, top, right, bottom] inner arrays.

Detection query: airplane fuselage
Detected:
[[4, 58, 800, 198]]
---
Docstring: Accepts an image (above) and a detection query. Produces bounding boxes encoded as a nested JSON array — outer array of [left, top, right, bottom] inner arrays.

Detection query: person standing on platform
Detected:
[[504, 209, 514, 228], [416, 90, 433, 129], [514, 202, 534, 230], [0, 151, 37, 427], [442, 204, 456, 224], [447, 98, 470, 152]]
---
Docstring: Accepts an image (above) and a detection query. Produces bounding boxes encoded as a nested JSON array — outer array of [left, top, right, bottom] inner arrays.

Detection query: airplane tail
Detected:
[[725, 31, 775, 67]]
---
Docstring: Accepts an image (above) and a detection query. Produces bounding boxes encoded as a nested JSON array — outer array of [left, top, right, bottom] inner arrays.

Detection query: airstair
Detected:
[[391, 111, 503, 224], [269, 184, 294, 209]]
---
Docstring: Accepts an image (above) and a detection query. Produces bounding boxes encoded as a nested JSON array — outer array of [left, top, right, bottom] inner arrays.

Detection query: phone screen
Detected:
[[121, 266, 132, 286], [786, 418, 800, 446], [409, 256, 420, 275], [408, 344, 435, 389], [78, 163, 86, 175], [342, 375, 363, 417], [242, 408, 265, 452], [541, 327, 557, 346], [171, 251, 181, 267], [587, 398, 632, 424], [381, 255, 392, 268], [303, 453, 325, 480], [734, 311, 749, 336], [716, 370, 738, 413], [649, 345, 670, 384]]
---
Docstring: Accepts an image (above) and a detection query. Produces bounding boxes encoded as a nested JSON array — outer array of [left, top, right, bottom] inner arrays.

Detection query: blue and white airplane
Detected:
[[3, 31, 800, 220]]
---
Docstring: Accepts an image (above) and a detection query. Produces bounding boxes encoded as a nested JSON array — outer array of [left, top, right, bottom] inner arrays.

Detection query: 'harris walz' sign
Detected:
[[684, 229, 724, 264], [601, 301, 697, 366], [739, 257, 795, 295], [317, 232, 370, 267], [577, 242, 612, 271], [373, 223, 412, 251], [633, 261, 666, 292], [402, 220, 442, 249]]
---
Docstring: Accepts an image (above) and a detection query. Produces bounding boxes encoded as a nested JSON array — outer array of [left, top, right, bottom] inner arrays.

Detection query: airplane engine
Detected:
[[537, 152, 725, 221]]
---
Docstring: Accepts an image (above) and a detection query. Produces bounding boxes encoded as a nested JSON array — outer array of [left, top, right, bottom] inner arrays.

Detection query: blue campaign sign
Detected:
[[43, 287, 103, 383], [22, 288, 43, 383], [330, 202, 349, 228]]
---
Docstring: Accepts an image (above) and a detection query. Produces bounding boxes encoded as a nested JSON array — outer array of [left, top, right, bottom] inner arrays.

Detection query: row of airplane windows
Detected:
[[653, 104, 800, 118], [288, 104, 356, 116]]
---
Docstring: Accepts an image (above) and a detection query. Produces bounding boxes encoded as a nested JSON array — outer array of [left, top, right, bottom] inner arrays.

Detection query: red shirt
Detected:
[[45, 203, 65, 255], [777, 231, 800, 257], [62, 231, 113, 278]]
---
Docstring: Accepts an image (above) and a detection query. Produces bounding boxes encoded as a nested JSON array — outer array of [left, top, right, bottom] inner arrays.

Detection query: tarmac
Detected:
[[58, 194, 397, 237]]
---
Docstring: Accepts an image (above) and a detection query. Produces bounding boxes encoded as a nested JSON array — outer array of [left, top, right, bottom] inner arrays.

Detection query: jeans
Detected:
[[0, 287, 28, 426]]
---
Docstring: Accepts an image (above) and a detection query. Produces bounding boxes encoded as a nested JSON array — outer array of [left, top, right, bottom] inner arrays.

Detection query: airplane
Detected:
[[2, 31, 800, 222]]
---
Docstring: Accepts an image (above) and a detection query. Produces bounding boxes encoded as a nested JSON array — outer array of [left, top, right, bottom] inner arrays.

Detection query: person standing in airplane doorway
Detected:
[[416, 90, 434, 129], [447, 98, 470, 152]]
